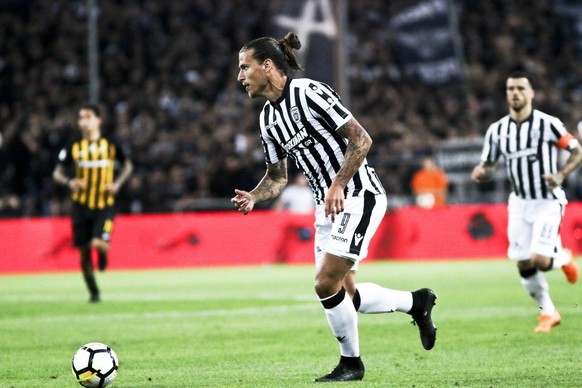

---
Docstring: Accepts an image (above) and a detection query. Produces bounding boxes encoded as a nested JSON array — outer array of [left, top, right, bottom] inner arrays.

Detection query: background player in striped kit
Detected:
[[471, 70, 582, 332], [231, 32, 437, 382], [53, 105, 133, 302]]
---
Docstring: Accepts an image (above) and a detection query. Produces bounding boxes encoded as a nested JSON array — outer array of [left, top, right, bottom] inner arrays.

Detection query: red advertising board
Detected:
[[2, 203, 582, 274]]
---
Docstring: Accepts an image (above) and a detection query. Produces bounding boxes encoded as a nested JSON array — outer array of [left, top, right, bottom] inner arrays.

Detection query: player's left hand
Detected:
[[231, 189, 255, 215], [543, 172, 565, 189], [104, 183, 119, 195]]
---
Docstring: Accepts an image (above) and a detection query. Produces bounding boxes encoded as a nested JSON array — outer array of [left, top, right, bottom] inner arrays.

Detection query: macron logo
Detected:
[[354, 234, 364, 246]]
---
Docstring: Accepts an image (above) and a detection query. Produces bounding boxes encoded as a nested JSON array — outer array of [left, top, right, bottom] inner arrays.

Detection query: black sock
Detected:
[[83, 274, 100, 297], [519, 267, 538, 278], [320, 287, 346, 309], [98, 252, 107, 271], [352, 289, 361, 312], [540, 258, 553, 272]]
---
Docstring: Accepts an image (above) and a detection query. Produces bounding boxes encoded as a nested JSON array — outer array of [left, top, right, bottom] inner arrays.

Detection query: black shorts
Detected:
[[71, 203, 116, 247]]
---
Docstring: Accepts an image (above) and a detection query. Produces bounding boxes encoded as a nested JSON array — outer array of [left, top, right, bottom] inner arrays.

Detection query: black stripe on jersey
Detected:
[[525, 115, 536, 199], [349, 190, 376, 255], [93, 140, 103, 207], [88, 140, 98, 207], [549, 122, 563, 140], [513, 120, 526, 197], [538, 118, 548, 198]]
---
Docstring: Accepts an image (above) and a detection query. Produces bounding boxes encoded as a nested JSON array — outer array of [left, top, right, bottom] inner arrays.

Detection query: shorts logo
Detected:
[[331, 235, 349, 243], [354, 233, 364, 246]]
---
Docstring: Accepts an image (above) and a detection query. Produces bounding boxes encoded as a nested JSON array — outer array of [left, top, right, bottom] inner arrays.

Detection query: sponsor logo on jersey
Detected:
[[282, 129, 314, 152], [77, 160, 112, 168], [505, 147, 537, 160]]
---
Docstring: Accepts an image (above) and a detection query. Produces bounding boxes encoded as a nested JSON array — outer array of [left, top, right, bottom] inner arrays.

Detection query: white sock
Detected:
[[356, 282, 413, 313], [551, 248, 571, 269], [321, 290, 360, 357], [520, 271, 555, 315]]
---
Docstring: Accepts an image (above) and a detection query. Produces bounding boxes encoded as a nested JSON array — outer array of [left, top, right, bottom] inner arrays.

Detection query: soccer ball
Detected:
[[71, 342, 119, 387]]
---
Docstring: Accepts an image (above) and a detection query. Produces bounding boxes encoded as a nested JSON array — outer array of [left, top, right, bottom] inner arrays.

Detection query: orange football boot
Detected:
[[534, 310, 561, 333], [561, 249, 578, 284]]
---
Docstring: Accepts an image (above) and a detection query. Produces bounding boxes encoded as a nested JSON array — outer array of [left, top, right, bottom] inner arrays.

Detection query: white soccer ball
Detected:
[[71, 342, 119, 387]]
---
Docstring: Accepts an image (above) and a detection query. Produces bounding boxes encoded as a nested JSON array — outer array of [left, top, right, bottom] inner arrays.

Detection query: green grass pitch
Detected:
[[1, 259, 581, 387]]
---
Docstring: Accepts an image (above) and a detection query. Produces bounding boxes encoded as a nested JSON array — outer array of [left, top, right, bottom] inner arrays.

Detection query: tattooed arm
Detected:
[[326, 117, 372, 221], [231, 158, 288, 215]]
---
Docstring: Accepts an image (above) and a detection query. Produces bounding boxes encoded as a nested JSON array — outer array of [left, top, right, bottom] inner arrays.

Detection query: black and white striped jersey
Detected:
[[480, 109, 578, 201], [258, 78, 385, 205]]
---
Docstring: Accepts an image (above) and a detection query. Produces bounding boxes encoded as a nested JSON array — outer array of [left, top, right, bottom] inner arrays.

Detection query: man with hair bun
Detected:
[[232, 32, 437, 382]]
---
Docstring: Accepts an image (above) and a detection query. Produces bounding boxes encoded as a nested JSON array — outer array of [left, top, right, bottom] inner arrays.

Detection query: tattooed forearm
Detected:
[[334, 118, 372, 188], [250, 159, 288, 202], [561, 143, 582, 177]]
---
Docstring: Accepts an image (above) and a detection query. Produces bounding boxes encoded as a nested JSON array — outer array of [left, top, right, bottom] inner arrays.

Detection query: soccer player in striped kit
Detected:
[[232, 32, 437, 382], [472, 70, 582, 333], [53, 105, 133, 302]]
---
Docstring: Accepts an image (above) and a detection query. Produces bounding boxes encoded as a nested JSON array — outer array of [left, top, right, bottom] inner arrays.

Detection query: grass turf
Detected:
[[1, 259, 581, 387]]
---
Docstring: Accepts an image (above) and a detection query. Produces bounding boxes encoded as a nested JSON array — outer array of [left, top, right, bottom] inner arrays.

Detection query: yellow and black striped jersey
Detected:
[[57, 137, 129, 210]]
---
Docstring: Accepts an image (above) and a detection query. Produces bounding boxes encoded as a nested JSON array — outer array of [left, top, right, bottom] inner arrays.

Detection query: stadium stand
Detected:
[[1, 0, 582, 217]]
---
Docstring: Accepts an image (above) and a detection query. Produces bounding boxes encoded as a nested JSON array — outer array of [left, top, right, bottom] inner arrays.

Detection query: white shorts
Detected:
[[507, 193, 565, 261], [313, 191, 387, 270]]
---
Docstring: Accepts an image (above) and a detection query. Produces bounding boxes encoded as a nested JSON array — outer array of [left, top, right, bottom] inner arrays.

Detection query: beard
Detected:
[[509, 100, 525, 112]]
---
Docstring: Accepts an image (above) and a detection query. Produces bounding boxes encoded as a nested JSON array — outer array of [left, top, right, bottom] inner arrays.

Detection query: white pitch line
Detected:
[[0, 292, 317, 303], [0, 303, 320, 326]]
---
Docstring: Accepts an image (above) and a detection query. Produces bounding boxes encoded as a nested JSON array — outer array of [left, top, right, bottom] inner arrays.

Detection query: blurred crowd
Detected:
[[2, 0, 582, 217]]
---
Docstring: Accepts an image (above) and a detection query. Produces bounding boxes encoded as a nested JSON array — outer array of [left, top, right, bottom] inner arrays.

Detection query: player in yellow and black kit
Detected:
[[53, 105, 133, 302]]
